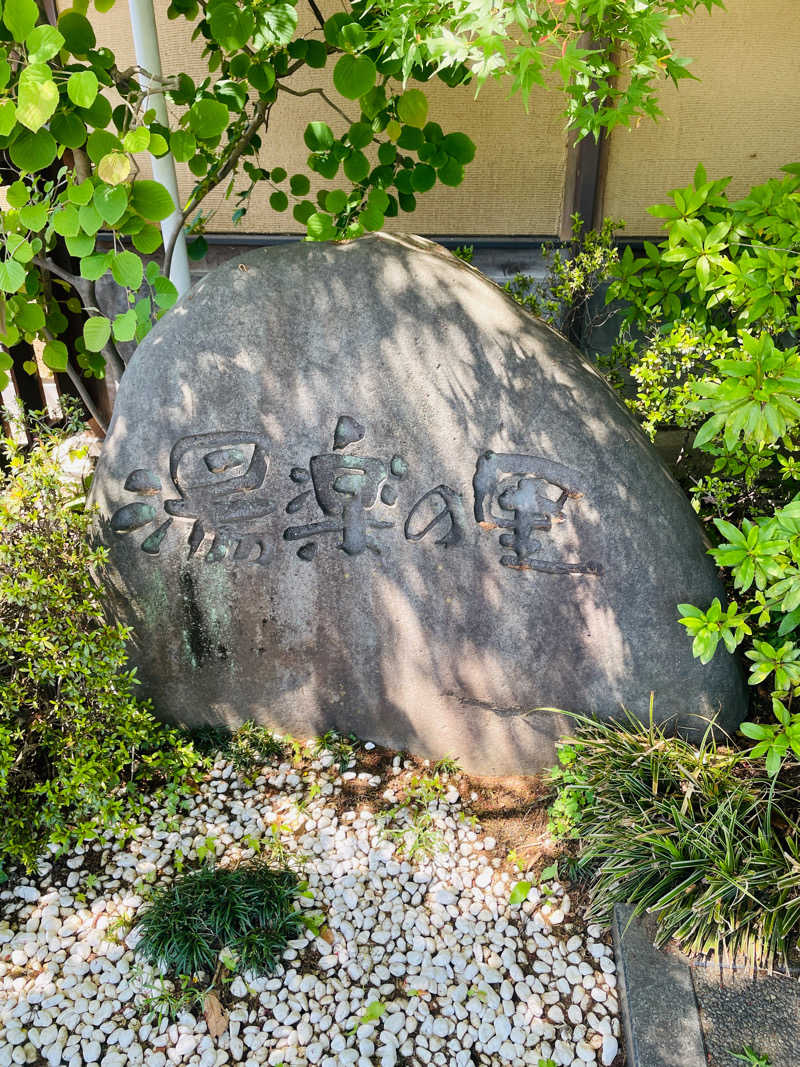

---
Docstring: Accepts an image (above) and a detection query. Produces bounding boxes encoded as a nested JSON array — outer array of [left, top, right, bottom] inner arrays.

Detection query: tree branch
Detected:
[[35, 257, 126, 381], [307, 0, 325, 29], [89, 281, 127, 379], [163, 98, 272, 278], [277, 84, 356, 126], [63, 360, 108, 434]]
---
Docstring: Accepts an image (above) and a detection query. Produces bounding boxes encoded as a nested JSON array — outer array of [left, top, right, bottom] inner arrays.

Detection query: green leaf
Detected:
[[186, 235, 207, 261], [3, 0, 38, 42], [765, 746, 783, 777], [68, 181, 93, 205], [359, 1001, 385, 1025], [112, 308, 137, 342], [540, 862, 558, 881], [740, 722, 771, 740], [169, 130, 196, 163], [360, 206, 383, 232], [187, 98, 229, 139], [122, 127, 150, 154], [52, 205, 81, 237], [442, 132, 476, 164], [325, 189, 348, 214], [14, 301, 45, 332], [16, 64, 59, 132], [397, 89, 428, 128], [19, 203, 47, 231], [209, 2, 253, 51], [437, 158, 464, 187], [50, 112, 88, 149], [87, 129, 121, 164], [247, 62, 275, 94], [83, 316, 111, 352], [0, 99, 16, 136], [333, 55, 376, 101], [509, 880, 531, 907], [152, 275, 178, 310], [343, 151, 369, 184], [79, 251, 112, 281], [305, 212, 336, 242], [254, 2, 297, 47], [25, 24, 65, 63], [270, 190, 288, 212], [130, 180, 174, 221], [289, 174, 310, 197], [42, 339, 68, 372], [411, 164, 436, 193], [64, 231, 95, 257], [304, 121, 334, 152], [132, 224, 162, 254], [78, 201, 103, 235], [9, 129, 57, 173], [306, 40, 327, 69], [348, 122, 372, 150], [97, 152, 131, 186], [111, 250, 143, 290], [293, 200, 315, 225], [93, 185, 128, 225], [0, 260, 26, 293], [58, 10, 96, 54], [148, 133, 168, 157]]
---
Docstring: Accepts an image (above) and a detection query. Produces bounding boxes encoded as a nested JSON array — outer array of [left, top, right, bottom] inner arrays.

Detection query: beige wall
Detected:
[[603, 0, 800, 234], [85, 0, 800, 237], [89, 0, 570, 235]]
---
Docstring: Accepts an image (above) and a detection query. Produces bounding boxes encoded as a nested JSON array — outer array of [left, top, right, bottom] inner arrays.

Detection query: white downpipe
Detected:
[[128, 0, 192, 296]]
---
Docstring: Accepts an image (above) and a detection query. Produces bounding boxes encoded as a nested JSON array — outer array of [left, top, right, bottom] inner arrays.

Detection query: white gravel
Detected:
[[0, 743, 620, 1066]]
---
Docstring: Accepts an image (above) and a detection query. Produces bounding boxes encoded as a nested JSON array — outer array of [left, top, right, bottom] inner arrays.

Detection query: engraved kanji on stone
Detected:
[[473, 450, 602, 574], [284, 416, 403, 560], [111, 431, 274, 563], [404, 485, 466, 548], [164, 432, 274, 562]]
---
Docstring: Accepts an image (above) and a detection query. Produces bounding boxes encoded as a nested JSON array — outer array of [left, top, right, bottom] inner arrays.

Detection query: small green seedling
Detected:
[[349, 1000, 386, 1033], [728, 1048, 772, 1067], [509, 880, 531, 907]]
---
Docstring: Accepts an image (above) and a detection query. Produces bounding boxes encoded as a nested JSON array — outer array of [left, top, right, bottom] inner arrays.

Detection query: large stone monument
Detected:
[[90, 233, 745, 773]]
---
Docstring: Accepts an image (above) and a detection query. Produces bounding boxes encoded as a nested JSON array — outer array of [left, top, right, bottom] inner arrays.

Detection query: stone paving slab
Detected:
[[692, 966, 800, 1067], [612, 905, 706, 1067]]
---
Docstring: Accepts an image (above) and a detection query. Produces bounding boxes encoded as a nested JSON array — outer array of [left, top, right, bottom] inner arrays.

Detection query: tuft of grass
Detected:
[[134, 860, 305, 977], [432, 755, 461, 775], [229, 722, 289, 771], [729, 1047, 772, 1067], [313, 729, 361, 771], [553, 710, 800, 970]]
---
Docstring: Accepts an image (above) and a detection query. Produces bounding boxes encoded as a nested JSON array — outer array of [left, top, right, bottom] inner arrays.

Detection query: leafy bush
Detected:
[[135, 861, 305, 977], [0, 425, 197, 873], [551, 714, 800, 970], [503, 214, 623, 347], [604, 163, 800, 773]]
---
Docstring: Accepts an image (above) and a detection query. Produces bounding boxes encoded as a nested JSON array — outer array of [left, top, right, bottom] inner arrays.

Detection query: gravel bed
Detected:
[[0, 742, 621, 1067]]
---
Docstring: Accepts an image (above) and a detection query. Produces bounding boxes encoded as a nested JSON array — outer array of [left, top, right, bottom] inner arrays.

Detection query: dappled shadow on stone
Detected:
[[91, 233, 745, 773]]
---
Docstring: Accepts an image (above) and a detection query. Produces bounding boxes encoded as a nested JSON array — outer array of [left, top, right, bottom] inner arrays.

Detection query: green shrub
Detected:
[[604, 163, 800, 774], [0, 426, 197, 874], [553, 713, 800, 969], [135, 861, 306, 977]]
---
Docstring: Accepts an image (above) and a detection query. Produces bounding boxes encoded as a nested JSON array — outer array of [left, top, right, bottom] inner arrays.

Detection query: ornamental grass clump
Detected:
[[0, 425, 197, 874], [134, 861, 305, 977], [550, 712, 800, 971]]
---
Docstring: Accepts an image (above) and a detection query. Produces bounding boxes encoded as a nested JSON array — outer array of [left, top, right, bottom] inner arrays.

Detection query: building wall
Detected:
[[602, 0, 800, 233], [86, 0, 799, 237]]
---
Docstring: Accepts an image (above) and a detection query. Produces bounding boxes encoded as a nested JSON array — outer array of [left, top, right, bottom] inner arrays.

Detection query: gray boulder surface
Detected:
[[90, 233, 745, 773]]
